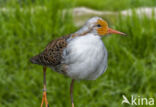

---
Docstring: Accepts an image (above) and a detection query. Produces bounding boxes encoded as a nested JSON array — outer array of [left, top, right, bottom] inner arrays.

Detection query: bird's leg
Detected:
[[41, 66, 49, 107], [70, 79, 75, 107]]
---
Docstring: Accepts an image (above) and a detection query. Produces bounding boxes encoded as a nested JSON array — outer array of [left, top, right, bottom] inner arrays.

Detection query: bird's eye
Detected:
[[97, 24, 101, 27]]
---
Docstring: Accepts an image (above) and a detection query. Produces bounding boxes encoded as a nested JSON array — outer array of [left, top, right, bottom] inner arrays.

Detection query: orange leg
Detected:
[[70, 79, 75, 107], [41, 66, 49, 107]]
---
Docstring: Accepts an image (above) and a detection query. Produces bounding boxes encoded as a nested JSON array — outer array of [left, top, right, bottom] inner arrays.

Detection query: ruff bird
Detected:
[[30, 16, 126, 107]]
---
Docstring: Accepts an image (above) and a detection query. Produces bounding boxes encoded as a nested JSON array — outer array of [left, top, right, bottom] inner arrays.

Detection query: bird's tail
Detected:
[[30, 54, 42, 65]]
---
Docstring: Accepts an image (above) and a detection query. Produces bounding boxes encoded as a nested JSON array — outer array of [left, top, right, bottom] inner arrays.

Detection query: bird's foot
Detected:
[[41, 91, 49, 107]]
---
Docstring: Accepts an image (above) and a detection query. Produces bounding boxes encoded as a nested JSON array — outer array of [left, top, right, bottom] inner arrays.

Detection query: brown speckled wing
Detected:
[[30, 35, 70, 66]]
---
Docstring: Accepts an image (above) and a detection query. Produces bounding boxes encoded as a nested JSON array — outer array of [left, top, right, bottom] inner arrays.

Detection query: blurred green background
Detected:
[[0, 0, 156, 107]]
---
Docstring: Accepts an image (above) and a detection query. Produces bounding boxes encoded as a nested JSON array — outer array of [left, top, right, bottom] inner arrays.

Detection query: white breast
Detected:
[[63, 33, 107, 80]]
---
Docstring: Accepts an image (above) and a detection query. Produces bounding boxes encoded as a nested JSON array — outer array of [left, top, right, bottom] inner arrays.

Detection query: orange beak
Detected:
[[107, 28, 127, 36]]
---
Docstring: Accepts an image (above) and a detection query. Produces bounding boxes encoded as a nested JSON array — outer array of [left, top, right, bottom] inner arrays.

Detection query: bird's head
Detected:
[[76, 17, 127, 36]]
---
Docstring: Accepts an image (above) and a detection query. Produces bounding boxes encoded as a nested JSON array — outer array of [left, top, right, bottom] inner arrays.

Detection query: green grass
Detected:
[[0, 0, 156, 107], [75, 0, 156, 11]]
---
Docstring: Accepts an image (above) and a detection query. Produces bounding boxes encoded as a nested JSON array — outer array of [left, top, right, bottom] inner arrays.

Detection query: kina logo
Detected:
[[122, 95, 154, 106]]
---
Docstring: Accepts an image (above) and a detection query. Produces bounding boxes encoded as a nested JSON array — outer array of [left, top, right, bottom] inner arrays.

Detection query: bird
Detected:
[[30, 16, 126, 107]]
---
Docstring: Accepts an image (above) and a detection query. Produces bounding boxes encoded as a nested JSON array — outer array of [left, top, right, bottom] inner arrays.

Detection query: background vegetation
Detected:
[[75, 0, 156, 11], [0, 0, 155, 107]]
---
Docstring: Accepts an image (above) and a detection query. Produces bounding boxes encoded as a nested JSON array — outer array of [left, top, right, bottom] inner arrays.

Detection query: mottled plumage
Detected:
[[30, 35, 71, 75], [31, 36, 68, 65]]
